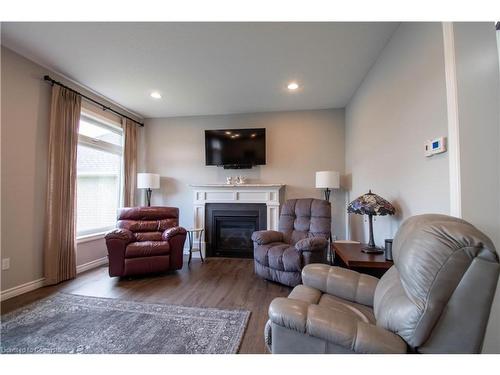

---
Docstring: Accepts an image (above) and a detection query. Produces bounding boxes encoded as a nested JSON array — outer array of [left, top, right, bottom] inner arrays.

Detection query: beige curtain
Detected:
[[44, 85, 81, 285], [123, 118, 137, 207]]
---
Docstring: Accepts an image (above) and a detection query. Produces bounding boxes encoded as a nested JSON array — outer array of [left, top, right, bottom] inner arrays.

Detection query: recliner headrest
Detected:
[[393, 214, 498, 304], [117, 206, 179, 221]]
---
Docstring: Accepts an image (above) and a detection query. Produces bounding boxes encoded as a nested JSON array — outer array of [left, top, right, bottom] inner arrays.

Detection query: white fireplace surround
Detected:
[[190, 184, 285, 258]]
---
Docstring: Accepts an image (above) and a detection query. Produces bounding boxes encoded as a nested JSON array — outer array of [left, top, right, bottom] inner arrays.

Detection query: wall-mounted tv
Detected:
[[205, 128, 266, 169]]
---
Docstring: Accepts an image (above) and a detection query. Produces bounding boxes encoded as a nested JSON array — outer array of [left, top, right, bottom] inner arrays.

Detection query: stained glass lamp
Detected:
[[347, 190, 395, 254]]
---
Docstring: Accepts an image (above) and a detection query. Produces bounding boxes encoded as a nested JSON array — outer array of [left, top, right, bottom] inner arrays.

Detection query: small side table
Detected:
[[187, 228, 205, 265], [332, 242, 393, 278]]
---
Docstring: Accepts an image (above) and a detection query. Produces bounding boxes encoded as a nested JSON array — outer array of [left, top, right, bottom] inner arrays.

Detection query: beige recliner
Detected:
[[265, 214, 500, 354]]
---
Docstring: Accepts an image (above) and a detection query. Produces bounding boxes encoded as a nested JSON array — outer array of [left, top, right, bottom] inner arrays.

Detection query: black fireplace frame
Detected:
[[205, 203, 267, 258]]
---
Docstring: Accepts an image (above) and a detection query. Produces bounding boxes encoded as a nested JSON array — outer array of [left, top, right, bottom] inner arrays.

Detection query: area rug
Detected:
[[1, 293, 250, 354]]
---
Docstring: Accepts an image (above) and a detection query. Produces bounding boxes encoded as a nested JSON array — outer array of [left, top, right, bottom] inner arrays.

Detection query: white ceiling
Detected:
[[1, 22, 398, 118]]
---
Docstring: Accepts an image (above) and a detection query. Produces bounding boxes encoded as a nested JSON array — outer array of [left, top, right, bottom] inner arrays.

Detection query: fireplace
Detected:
[[205, 203, 267, 258]]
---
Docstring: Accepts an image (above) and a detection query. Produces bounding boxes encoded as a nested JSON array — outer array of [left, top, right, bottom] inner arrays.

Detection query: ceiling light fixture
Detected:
[[150, 92, 162, 99], [287, 82, 299, 91]]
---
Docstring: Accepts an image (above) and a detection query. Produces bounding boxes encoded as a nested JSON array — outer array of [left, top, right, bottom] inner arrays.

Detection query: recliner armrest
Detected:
[[269, 298, 406, 354], [251, 230, 284, 245], [302, 264, 379, 307], [162, 226, 187, 241], [105, 228, 134, 244], [268, 297, 309, 334], [105, 229, 134, 277], [295, 237, 328, 252]]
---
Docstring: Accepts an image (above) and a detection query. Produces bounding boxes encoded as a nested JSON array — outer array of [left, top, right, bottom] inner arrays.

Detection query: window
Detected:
[[76, 112, 123, 237]]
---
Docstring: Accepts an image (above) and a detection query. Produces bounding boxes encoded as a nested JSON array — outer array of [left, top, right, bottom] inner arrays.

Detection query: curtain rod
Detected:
[[43, 75, 144, 127]]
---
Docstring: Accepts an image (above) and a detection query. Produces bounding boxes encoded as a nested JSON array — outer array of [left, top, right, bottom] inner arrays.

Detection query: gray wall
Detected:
[[453, 22, 500, 353], [345, 23, 450, 246], [345, 21, 500, 353], [141, 109, 346, 240], [0, 47, 140, 292], [1, 47, 50, 290], [454, 22, 500, 250]]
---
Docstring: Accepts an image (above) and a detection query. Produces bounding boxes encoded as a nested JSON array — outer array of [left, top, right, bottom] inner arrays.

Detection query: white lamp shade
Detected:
[[315, 171, 340, 189], [137, 173, 160, 189]]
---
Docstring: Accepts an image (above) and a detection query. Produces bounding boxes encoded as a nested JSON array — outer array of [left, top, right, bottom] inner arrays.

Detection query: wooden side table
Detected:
[[186, 228, 204, 265], [332, 242, 393, 278]]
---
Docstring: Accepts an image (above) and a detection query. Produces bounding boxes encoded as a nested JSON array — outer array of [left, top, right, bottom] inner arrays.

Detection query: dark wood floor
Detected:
[[1, 256, 291, 354]]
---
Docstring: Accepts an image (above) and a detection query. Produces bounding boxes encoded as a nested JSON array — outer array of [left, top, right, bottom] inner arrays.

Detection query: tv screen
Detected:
[[205, 128, 266, 168]]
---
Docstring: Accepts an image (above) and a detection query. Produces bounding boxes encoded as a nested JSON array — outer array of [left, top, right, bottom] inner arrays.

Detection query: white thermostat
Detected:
[[425, 137, 446, 157]]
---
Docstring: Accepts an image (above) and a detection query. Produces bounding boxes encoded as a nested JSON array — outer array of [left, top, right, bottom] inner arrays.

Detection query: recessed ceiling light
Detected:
[[150, 92, 162, 99], [287, 82, 299, 91], [225, 131, 232, 135]]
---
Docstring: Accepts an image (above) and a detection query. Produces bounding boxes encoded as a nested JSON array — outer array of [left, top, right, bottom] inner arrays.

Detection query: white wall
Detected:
[[0, 47, 141, 293], [452, 22, 500, 354], [141, 109, 346, 240], [345, 23, 450, 246]]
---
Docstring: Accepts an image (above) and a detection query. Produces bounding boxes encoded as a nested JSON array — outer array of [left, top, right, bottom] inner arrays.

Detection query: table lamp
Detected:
[[137, 173, 160, 207], [315, 171, 340, 201], [347, 190, 395, 254]]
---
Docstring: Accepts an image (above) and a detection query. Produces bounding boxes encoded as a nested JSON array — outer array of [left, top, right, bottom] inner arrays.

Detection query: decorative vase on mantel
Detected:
[[235, 176, 247, 184]]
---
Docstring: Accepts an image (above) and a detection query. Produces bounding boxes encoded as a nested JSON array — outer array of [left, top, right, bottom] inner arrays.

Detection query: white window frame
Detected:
[[76, 110, 124, 239]]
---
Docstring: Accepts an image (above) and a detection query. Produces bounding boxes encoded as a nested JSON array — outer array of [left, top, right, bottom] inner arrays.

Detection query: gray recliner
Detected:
[[265, 214, 500, 353], [252, 198, 331, 287]]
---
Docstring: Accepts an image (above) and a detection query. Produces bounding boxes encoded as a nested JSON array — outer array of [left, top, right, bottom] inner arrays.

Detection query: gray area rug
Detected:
[[1, 293, 250, 354]]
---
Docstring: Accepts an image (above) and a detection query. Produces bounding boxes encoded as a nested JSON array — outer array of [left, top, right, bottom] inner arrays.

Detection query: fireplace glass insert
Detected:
[[205, 203, 267, 258]]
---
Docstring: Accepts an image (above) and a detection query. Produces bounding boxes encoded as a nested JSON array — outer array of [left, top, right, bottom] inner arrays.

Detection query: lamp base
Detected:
[[361, 246, 384, 254], [323, 188, 331, 202]]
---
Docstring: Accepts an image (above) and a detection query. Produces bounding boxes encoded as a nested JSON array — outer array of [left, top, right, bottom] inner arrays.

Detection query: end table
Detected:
[[186, 228, 204, 265], [332, 241, 393, 278]]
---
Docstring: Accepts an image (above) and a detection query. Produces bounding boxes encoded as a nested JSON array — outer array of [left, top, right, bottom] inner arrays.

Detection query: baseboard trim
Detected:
[[1, 257, 109, 302], [76, 256, 108, 274], [0, 278, 46, 302]]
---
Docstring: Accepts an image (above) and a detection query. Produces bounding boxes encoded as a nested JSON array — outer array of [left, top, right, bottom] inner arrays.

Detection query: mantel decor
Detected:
[[347, 190, 395, 254]]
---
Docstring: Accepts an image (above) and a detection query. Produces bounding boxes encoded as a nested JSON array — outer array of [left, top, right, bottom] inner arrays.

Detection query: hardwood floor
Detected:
[[1, 256, 291, 354]]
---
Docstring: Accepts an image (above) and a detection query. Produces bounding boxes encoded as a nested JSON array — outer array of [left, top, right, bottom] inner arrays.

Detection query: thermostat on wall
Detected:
[[425, 137, 446, 157]]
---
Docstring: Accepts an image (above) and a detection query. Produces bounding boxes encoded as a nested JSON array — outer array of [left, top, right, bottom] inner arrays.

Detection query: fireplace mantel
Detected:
[[190, 183, 285, 258], [190, 183, 285, 188]]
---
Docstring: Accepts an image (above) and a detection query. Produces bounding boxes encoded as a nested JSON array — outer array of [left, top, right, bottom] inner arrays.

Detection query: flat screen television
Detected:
[[205, 128, 266, 169]]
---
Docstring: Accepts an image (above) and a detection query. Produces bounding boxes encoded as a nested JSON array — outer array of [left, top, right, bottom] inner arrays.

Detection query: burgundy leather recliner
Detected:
[[104, 207, 187, 277]]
